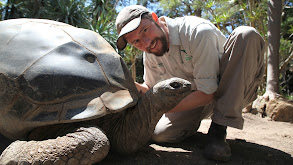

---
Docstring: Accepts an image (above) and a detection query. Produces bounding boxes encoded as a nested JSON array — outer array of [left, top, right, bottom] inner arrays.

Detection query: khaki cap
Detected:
[[115, 5, 151, 50]]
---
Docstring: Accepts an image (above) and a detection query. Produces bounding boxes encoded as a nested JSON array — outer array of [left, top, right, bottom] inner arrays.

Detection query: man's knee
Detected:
[[232, 26, 263, 42]]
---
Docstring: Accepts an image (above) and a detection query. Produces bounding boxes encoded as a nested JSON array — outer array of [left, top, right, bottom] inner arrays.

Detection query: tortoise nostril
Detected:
[[85, 54, 96, 63], [170, 82, 181, 89]]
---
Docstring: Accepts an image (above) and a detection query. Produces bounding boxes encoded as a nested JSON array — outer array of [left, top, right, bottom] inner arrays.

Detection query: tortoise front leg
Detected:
[[0, 127, 109, 165]]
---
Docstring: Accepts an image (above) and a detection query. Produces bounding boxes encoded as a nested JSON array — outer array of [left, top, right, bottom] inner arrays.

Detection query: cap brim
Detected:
[[117, 16, 142, 50]]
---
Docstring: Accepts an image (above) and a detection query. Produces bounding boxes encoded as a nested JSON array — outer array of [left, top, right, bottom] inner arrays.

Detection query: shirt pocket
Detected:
[[180, 48, 193, 75], [152, 62, 166, 76]]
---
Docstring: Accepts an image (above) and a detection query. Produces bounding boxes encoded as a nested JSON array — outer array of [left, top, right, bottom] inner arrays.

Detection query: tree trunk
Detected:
[[130, 47, 137, 81], [32, 0, 42, 18], [195, 8, 202, 17], [266, 0, 282, 97], [131, 58, 136, 81], [4, 0, 10, 20], [248, 0, 256, 27], [249, 1, 293, 123]]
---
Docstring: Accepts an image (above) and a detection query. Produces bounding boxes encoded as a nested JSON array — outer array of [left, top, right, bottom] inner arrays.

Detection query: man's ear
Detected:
[[152, 12, 158, 22]]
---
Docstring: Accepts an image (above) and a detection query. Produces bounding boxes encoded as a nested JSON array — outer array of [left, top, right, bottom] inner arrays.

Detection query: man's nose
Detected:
[[142, 37, 151, 48]]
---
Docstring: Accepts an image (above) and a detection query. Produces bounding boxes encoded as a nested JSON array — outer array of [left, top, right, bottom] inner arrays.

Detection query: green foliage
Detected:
[[279, 2, 293, 96], [2, 0, 30, 19], [0, 0, 118, 49], [281, 3, 293, 40], [122, 45, 144, 82], [91, 11, 118, 49], [279, 39, 292, 63], [43, 0, 90, 28], [279, 38, 293, 95], [0, 1, 3, 20], [158, 0, 250, 34], [285, 94, 293, 100], [158, 0, 269, 36], [87, 0, 118, 50], [1, 0, 90, 28]]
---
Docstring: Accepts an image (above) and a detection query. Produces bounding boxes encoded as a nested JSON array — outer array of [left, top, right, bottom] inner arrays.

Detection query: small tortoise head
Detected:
[[149, 77, 192, 110]]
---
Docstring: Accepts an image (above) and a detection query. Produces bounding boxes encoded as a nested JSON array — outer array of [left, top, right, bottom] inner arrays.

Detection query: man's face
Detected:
[[123, 18, 168, 57]]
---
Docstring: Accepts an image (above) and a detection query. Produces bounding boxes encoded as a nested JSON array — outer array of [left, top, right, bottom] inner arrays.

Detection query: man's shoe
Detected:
[[204, 122, 231, 161]]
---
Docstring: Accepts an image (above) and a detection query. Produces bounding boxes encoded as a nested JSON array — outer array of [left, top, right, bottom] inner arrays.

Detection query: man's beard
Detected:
[[146, 23, 169, 57], [146, 35, 169, 57]]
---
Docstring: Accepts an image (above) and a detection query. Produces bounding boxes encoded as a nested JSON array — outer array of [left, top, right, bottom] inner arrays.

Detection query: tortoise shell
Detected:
[[0, 18, 139, 139]]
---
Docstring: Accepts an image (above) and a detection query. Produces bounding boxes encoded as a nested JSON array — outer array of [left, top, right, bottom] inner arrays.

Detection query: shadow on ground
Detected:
[[0, 134, 12, 155], [1, 132, 292, 165], [98, 132, 293, 165]]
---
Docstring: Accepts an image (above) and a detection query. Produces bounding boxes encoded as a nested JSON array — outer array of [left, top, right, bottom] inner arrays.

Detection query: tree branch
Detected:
[[280, 47, 293, 72]]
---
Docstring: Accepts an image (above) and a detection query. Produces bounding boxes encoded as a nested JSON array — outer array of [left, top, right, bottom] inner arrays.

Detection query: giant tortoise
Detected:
[[0, 18, 191, 164]]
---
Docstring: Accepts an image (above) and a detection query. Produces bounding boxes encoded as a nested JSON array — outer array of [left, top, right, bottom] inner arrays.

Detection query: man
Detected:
[[115, 5, 265, 161]]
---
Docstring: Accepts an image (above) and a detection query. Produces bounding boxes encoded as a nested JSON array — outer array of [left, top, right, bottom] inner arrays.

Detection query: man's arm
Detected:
[[169, 90, 214, 113], [135, 82, 150, 95], [135, 81, 214, 112]]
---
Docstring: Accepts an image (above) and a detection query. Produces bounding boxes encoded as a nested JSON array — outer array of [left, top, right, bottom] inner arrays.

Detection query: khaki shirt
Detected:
[[143, 16, 227, 94]]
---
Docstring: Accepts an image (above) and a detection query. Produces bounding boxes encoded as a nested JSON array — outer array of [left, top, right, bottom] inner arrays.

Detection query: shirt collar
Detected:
[[164, 17, 181, 46]]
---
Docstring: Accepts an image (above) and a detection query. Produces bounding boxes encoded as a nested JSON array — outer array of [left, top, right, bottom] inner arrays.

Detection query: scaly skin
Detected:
[[0, 78, 191, 164], [0, 127, 109, 165]]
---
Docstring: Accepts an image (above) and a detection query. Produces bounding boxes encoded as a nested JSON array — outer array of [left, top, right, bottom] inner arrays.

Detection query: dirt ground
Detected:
[[1, 113, 292, 165], [99, 113, 293, 165]]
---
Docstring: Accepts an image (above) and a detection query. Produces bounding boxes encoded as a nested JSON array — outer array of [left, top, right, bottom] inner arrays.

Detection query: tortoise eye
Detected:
[[84, 54, 96, 63]]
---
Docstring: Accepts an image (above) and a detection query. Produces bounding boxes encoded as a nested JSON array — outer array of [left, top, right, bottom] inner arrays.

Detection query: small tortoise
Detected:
[[0, 18, 191, 164]]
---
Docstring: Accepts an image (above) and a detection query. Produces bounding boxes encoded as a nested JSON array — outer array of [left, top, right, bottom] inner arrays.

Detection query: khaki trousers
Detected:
[[152, 26, 265, 143]]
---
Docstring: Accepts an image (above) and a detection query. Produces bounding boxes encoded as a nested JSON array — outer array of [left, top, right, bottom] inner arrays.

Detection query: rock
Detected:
[[266, 98, 293, 122], [252, 95, 293, 122]]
